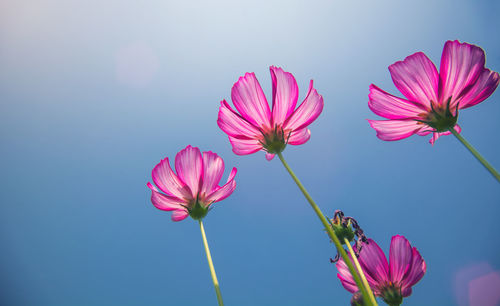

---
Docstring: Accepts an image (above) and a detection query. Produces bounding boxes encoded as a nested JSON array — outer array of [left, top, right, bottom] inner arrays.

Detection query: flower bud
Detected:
[[329, 210, 355, 245], [330, 217, 355, 244]]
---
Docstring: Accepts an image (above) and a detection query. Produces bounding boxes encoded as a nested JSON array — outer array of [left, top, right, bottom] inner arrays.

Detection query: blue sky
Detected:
[[1, 0, 499, 305]]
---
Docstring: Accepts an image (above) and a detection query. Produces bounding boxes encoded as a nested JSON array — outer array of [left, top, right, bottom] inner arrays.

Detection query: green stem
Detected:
[[344, 238, 377, 305], [449, 128, 500, 182], [199, 220, 224, 306], [277, 152, 377, 306]]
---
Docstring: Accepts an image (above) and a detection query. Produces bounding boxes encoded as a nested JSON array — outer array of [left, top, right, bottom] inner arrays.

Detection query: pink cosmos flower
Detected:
[[368, 40, 499, 144], [147, 145, 237, 221], [337, 235, 426, 305], [217, 66, 324, 160]]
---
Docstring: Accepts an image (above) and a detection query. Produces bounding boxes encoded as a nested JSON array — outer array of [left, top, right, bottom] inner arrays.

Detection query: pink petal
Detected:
[[389, 235, 413, 284], [439, 40, 486, 107], [174, 145, 203, 198], [358, 239, 390, 285], [200, 151, 225, 197], [152, 157, 192, 201], [401, 247, 426, 297], [228, 136, 263, 155], [270, 66, 299, 126], [231, 72, 272, 129], [367, 119, 424, 141], [416, 129, 432, 136], [287, 128, 311, 145], [205, 167, 237, 203], [147, 182, 186, 211], [283, 80, 324, 131], [455, 68, 499, 109], [389, 52, 439, 107], [336, 255, 359, 294], [337, 246, 383, 296], [217, 100, 262, 139], [337, 273, 359, 294], [429, 124, 461, 145], [265, 153, 275, 161], [171, 209, 189, 222], [368, 84, 426, 119], [401, 287, 413, 297]]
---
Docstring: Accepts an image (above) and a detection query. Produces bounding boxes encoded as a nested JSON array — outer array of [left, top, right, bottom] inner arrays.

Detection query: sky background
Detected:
[[1, 0, 500, 305]]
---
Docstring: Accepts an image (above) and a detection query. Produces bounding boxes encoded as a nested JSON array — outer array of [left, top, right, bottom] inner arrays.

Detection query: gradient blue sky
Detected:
[[1, 0, 500, 305]]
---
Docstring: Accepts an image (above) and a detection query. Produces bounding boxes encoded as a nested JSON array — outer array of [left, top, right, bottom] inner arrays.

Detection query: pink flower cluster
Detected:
[[146, 40, 498, 304]]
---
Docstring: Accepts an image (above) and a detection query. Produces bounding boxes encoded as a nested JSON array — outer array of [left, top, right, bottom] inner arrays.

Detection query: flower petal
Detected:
[[287, 128, 311, 145], [337, 273, 359, 294], [367, 119, 424, 141], [401, 247, 426, 296], [147, 182, 187, 211], [338, 275, 359, 294], [401, 287, 413, 298], [200, 151, 224, 197], [389, 235, 413, 285], [455, 68, 499, 109], [336, 256, 359, 294], [439, 40, 486, 107], [270, 66, 299, 126], [217, 100, 262, 139], [231, 72, 272, 129], [429, 124, 461, 145], [358, 239, 390, 285], [416, 129, 432, 136], [337, 244, 384, 296], [265, 153, 275, 161], [283, 80, 324, 132], [174, 145, 203, 198], [171, 209, 189, 222], [152, 157, 192, 200], [228, 136, 263, 155], [368, 84, 426, 119], [389, 52, 439, 107], [205, 168, 237, 203]]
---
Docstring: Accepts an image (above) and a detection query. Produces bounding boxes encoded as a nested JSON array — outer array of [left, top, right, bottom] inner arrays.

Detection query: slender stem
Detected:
[[344, 238, 377, 305], [449, 128, 500, 182], [199, 220, 224, 306], [277, 152, 377, 306]]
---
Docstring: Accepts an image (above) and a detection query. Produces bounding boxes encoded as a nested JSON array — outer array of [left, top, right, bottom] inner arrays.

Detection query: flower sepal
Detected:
[[188, 201, 209, 220], [260, 126, 289, 155], [416, 97, 459, 133], [381, 283, 403, 306]]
